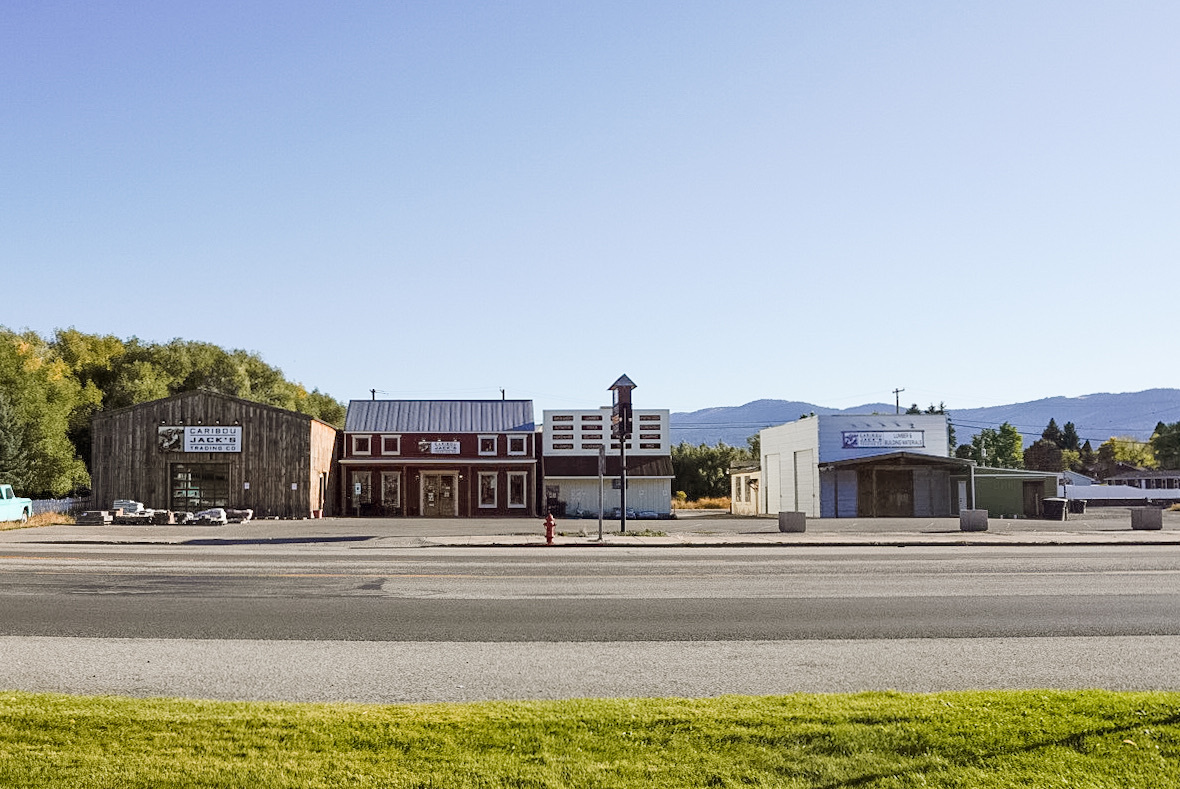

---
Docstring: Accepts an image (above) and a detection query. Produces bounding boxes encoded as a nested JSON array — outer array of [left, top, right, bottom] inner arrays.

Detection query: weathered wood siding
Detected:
[[90, 391, 338, 518]]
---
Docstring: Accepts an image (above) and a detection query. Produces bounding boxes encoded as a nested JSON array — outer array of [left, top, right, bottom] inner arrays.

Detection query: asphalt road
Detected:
[[2, 533, 1180, 701]]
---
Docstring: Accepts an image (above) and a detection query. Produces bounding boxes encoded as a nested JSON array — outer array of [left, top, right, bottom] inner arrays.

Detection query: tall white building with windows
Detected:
[[541, 408, 673, 518]]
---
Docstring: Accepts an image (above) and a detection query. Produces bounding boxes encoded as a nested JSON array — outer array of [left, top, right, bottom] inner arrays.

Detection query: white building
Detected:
[[761, 414, 956, 517], [541, 407, 673, 518], [729, 464, 763, 516]]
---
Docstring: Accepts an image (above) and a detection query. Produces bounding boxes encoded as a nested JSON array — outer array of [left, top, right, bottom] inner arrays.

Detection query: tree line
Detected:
[[1020, 417, 1180, 477], [0, 327, 345, 497]]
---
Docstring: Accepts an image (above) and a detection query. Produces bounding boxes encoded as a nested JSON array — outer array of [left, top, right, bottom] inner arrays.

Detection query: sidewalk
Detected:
[[5, 509, 1177, 548], [430, 522, 1180, 548]]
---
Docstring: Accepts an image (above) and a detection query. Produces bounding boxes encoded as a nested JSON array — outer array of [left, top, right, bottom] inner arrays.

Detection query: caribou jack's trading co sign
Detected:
[[159, 426, 242, 453], [841, 430, 924, 449]]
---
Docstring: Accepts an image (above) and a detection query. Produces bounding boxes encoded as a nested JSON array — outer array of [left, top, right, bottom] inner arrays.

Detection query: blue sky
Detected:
[[4, 1, 1177, 415]]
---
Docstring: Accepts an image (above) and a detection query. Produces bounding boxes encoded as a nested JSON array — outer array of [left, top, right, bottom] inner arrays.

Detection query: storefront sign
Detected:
[[841, 430, 924, 449], [186, 426, 242, 452], [156, 426, 243, 453], [428, 441, 461, 455]]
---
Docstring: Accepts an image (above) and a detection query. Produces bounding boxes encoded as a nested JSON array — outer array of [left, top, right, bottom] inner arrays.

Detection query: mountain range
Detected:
[[669, 389, 1180, 449]]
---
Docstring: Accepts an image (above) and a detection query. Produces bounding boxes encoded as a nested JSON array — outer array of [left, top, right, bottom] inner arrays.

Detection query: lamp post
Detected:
[[609, 374, 636, 533]]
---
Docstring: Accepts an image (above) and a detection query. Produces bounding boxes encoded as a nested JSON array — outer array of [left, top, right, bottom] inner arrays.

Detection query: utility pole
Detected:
[[893, 387, 905, 415]]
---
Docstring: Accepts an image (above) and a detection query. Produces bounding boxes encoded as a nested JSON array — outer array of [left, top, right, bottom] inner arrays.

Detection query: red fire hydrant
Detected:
[[544, 513, 556, 545]]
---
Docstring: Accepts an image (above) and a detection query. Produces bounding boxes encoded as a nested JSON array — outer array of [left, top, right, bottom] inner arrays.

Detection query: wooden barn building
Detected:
[[90, 391, 339, 518], [339, 399, 537, 517]]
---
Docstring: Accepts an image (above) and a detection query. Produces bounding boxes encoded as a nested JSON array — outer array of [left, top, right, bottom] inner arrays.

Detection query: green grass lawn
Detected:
[[1, 690, 1177, 788]]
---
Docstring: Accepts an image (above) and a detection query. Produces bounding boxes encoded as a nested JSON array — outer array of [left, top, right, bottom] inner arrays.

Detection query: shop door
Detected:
[[422, 473, 457, 517], [878, 470, 914, 516], [859, 469, 914, 517], [1023, 481, 1044, 517], [171, 464, 230, 512]]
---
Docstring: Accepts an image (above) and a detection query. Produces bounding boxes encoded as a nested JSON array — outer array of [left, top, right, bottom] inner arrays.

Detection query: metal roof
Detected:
[[823, 452, 974, 469], [1106, 469, 1180, 480], [345, 400, 534, 433]]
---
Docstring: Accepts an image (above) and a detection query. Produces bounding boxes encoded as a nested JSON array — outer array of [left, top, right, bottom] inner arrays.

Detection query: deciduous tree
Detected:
[[672, 441, 750, 500], [959, 422, 1024, 469], [1094, 436, 1157, 479], [0, 330, 89, 496]]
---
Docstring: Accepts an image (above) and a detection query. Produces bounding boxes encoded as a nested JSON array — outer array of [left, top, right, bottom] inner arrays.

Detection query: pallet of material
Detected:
[[76, 511, 113, 525], [113, 512, 154, 525]]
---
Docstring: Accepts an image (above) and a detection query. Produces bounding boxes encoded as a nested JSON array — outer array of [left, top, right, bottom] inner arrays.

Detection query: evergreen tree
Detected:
[[1042, 418, 1063, 448], [1024, 439, 1064, 472], [0, 392, 29, 489], [1060, 421, 1080, 452], [1150, 422, 1180, 469]]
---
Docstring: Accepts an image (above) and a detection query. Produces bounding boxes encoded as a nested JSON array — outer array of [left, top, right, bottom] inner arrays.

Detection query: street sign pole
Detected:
[[598, 444, 605, 541], [619, 424, 627, 533], [609, 375, 636, 534]]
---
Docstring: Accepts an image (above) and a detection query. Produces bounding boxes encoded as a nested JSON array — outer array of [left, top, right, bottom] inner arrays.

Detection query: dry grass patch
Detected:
[[1, 511, 74, 531], [673, 496, 731, 510]]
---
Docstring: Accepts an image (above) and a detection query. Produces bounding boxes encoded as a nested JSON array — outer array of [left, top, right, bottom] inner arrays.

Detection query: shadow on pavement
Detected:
[[181, 536, 376, 546]]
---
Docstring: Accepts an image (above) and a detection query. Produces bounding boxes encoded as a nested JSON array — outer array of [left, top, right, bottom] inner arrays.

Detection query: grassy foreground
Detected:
[[1, 690, 1177, 788]]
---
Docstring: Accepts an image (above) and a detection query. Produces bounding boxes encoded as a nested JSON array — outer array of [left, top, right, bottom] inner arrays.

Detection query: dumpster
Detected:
[[1042, 498, 1067, 520], [1068, 499, 1087, 515]]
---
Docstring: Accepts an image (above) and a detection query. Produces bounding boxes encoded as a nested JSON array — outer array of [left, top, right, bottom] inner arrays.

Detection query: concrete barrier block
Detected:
[[778, 511, 806, 533], [1131, 507, 1163, 531], [960, 509, 988, 532]]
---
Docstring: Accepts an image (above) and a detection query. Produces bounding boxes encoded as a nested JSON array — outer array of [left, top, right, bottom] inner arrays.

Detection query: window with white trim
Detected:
[[478, 435, 498, 456], [352, 435, 371, 456], [507, 435, 527, 456], [508, 472, 527, 508], [380, 435, 400, 455], [478, 471, 497, 508]]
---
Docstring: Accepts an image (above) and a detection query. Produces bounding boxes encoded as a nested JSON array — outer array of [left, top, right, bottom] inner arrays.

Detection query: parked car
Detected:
[[0, 485, 33, 523]]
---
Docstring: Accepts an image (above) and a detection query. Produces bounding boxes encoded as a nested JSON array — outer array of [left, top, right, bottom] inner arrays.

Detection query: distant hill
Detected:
[[670, 389, 1180, 448]]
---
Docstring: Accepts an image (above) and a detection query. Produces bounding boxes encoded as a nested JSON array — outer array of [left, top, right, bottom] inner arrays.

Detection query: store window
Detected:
[[508, 472, 527, 508], [351, 471, 372, 505], [380, 472, 400, 509], [352, 435, 371, 456], [507, 435, 527, 456], [479, 435, 498, 456], [478, 472, 497, 508], [381, 435, 400, 455]]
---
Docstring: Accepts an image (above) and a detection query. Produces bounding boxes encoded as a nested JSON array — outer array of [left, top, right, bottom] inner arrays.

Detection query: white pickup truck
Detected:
[[0, 484, 33, 523]]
